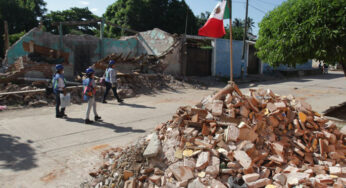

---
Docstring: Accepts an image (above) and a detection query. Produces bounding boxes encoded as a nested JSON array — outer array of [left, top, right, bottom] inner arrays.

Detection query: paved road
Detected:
[[0, 72, 345, 188]]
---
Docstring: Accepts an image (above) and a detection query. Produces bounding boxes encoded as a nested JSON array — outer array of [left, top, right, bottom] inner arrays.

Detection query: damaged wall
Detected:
[[3, 28, 148, 79]]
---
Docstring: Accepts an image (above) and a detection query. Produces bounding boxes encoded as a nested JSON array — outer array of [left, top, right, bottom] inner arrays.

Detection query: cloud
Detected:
[[90, 8, 98, 12], [79, 1, 89, 5]]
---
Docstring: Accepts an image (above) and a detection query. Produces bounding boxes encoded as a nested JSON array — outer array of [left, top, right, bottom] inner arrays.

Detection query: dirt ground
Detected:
[[0, 71, 345, 188]]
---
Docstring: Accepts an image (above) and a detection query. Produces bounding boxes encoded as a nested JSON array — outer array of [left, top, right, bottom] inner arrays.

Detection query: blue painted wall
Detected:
[[262, 60, 313, 73], [213, 39, 246, 78]]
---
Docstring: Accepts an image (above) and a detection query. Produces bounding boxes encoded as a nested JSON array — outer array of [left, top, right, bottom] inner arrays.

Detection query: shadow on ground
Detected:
[[117, 102, 156, 109], [65, 118, 146, 133], [238, 72, 345, 88], [324, 102, 346, 121], [0, 134, 37, 171]]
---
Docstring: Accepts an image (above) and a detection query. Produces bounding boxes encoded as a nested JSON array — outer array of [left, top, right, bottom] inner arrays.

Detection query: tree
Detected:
[[43, 7, 100, 35], [256, 0, 346, 75], [223, 17, 255, 40], [196, 11, 210, 29], [16, 0, 47, 19], [233, 18, 243, 27], [245, 17, 255, 33], [0, 0, 42, 57], [104, 0, 198, 37]]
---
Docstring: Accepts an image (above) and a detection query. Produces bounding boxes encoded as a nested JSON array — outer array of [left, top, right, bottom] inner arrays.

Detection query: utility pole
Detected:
[[184, 6, 188, 35], [228, 0, 233, 81], [4, 21, 9, 55], [241, 0, 249, 60]]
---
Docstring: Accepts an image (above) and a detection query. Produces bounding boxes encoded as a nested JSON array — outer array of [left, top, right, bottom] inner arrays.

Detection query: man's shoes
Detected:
[[102, 100, 107, 104], [62, 113, 68, 118], [85, 119, 94, 124], [118, 99, 124, 103], [95, 116, 102, 122], [56, 114, 63, 118]]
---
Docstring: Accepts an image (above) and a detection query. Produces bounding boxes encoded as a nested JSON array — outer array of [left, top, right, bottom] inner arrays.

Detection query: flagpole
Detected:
[[228, 0, 233, 82]]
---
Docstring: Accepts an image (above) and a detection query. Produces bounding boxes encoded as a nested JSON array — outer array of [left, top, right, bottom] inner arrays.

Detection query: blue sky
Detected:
[[45, 0, 286, 35]]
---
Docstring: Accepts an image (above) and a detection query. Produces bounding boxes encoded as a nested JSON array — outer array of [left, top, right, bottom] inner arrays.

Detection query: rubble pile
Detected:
[[87, 83, 346, 188], [0, 74, 204, 108]]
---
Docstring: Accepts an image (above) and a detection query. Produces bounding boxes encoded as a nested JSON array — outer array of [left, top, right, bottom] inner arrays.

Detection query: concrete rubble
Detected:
[[84, 82, 346, 188], [0, 74, 204, 108]]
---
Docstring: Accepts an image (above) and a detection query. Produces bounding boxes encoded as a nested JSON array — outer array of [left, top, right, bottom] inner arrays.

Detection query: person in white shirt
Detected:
[[52, 64, 67, 118], [102, 60, 124, 103]]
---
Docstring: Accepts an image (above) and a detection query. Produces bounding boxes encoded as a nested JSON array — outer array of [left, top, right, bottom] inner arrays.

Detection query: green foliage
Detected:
[[0, 0, 44, 57], [16, 0, 47, 18], [9, 31, 26, 45], [104, 0, 198, 37], [43, 7, 100, 35], [256, 0, 346, 70], [224, 17, 255, 40]]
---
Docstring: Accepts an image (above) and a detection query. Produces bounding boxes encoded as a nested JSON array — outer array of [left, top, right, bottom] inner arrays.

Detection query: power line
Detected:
[[249, 4, 267, 14], [256, 0, 279, 6]]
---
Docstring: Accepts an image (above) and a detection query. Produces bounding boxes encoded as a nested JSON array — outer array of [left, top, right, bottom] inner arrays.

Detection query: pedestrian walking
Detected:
[[83, 68, 102, 124], [52, 64, 67, 118], [102, 60, 124, 103], [323, 63, 329, 74]]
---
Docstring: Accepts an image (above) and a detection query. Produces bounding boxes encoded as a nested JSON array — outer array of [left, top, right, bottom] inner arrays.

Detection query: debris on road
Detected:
[[85, 83, 346, 188], [0, 74, 205, 108]]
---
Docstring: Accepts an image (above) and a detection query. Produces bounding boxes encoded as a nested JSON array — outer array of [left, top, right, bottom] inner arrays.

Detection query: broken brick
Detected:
[[196, 151, 210, 170]]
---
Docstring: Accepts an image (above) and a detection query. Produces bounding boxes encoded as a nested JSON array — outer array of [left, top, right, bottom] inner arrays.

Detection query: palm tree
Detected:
[[233, 18, 243, 27], [245, 17, 255, 32]]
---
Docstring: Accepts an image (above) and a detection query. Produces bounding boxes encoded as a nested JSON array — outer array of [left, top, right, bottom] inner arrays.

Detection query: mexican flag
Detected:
[[198, 0, 230, 38]]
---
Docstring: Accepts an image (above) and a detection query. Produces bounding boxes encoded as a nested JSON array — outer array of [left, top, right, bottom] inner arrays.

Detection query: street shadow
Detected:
[[118, 102, 156, 109], [65, 118, 146, 133], [238, 72, 345, 89], [0, 134, 37, 171]]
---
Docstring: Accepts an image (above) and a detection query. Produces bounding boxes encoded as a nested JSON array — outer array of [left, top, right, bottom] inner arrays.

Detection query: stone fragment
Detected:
[[298, 112, 307, 123], [242, 173, 260, 183], [246, 178, 272, 188], [211, 178, 227, 188], [170, 165, 194, 182], [183, 149, 194, 157], [234, 150, 252, 169], [212, 100, 223, 116], [266, 103, 277, 112], [184, 157, 196, 170], [174, 148, 183, 159], [329, 166, 342, 175], [124, 179, 137, 188], [188, 178, 208, 188], [154, 168, 164, 175], [201, 123, 209, 136], [260, 168, 271, 179], [268, 116, 279, 127], [240, 106, 250, 117], [194, 139, 213, 149], [225, 125, 239, 142], [273, 173, 286, 185], [123, 170, 134, 180], [196, 151, 210, 170], [143, 133, 161, 158], [206, 156, 220, 178], [149, 175, 161, 186]]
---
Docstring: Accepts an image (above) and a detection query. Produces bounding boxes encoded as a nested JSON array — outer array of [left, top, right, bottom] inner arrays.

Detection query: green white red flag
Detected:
[[198, 0, 230, 38]]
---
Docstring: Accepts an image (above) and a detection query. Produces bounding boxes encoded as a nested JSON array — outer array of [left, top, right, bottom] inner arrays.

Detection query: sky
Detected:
[[45, 0, 286, 35]]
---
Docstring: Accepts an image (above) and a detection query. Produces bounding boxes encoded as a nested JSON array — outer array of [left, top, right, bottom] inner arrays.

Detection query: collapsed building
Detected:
[[1, 27, 182, 82]]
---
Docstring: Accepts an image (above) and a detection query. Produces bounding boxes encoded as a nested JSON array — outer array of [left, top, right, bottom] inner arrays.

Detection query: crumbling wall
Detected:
[[3, 28, 150, 79], [138, 28, 175, 57]]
